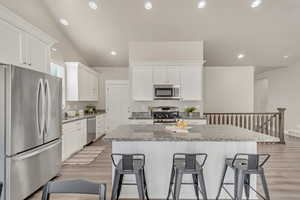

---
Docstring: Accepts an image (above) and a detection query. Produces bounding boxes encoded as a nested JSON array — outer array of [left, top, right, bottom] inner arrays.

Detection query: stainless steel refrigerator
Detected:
[[0, 64, 62, 200]]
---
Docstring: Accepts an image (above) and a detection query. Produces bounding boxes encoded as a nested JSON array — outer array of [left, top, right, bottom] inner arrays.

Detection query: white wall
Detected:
[[255, 64, 300, 131], [94, 67, 129, 109], [204, 66, 254, 113]]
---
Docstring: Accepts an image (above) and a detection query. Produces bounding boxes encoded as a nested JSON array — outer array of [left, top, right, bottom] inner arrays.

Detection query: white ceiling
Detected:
[[42, 0, 300, 67]]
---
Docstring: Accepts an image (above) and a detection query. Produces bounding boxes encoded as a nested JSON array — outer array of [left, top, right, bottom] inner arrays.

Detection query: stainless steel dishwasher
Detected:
[[87, 117, 96, 144]]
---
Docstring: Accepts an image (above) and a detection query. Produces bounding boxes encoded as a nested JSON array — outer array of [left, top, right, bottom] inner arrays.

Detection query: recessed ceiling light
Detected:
[[110, 51, 117, 56], [59, 18, 69, 26], [198, 0, 206, 8], [237, 54, 245, 59], [88, 1, 98, 10], [251, 0, 262, 8], [283, 55, 289, 59], [144, 1, 152, 10]]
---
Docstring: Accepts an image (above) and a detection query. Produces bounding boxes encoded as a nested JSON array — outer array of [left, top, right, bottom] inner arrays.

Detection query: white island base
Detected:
[[112, 141, 257, 199]]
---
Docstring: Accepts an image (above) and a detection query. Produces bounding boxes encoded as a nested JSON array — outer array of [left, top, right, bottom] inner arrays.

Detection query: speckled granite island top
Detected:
[[105, 124, 279, 142]]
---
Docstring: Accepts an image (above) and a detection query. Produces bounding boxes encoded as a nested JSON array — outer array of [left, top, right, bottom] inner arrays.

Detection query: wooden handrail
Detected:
[[204, 108, 286, 144]]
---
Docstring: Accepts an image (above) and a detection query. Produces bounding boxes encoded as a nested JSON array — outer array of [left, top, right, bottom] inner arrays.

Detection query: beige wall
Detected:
[[0, 0, 86, 64], [255, 64, 300, 131], [129, 41, 203, 65], [204, 66, 254, 113]]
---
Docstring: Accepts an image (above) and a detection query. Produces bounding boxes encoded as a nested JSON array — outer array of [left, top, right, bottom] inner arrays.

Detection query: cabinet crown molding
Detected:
[[0, 4, 57, 45]]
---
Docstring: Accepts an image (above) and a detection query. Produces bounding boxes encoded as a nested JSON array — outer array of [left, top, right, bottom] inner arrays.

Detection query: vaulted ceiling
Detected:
[[42, 0, 300, 67]]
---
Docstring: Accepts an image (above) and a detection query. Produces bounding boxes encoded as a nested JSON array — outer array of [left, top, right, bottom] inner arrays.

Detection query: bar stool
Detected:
[[216, 153, 271, 200], [166, 153, 208, 200], [111, 153, 149, 200], [42, 179, 106, 200]]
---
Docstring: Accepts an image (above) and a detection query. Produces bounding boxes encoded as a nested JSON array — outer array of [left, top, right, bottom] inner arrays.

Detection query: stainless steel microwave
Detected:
[[153, 85, 180, 100]]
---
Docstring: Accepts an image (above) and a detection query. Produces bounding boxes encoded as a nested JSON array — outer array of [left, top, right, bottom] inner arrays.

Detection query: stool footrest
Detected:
[[223, 183, 235, 185], [122, 183, 137, 186]]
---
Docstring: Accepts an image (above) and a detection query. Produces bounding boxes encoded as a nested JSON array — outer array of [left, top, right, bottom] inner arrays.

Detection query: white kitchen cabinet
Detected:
[[66, 62, 99, 101], [153, 67, 168, 84], [181, 66, 203, 101], [167, 67, 181, 85], [80, 119, 87, 147], [0, 19, 22, 66], [96, 114, 106, 139], [25, 34, 49, 73], [130, 119, 153, 125], [0, 15, 54, 74], [152, 66, 181, 85], [62, 119, 87, 161], [132, 66, 153, 101]]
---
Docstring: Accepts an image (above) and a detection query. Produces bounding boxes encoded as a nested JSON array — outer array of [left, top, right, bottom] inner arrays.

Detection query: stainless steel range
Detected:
[[151, 106, 179, 124]]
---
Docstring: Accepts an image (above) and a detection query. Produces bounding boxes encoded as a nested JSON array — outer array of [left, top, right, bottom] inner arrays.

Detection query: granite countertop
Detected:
[[104, 124, 279, 142], [62, 110, 106, 124]]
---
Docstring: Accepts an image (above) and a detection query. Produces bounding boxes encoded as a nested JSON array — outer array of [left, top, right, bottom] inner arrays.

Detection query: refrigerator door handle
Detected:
[[36, 79, 45, 139], [44, 79, 51, 136], [11, 140, 61, 161]]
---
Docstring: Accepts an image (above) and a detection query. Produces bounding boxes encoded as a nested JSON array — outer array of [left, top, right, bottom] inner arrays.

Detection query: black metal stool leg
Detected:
[[260, 172, 270, 200], [216, 163, 228, 199], [142, 169, 150, 200], [116, 174, 124, 200], [166, 166, 175, 200], [173, 169, 183, 200], [244, 174, 250, 200], [111, 170, 121, 200], [236, 170, 245, 200], [234, 168, 239, 199], [192, 174, 200, 200], [198, 170, 208, 200], [136, 170, 145, 200]]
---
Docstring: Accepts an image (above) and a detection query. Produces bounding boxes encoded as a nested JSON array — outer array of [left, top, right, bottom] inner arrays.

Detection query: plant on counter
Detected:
[[85, 104, 96, 114], [184, 107, 197, 113]]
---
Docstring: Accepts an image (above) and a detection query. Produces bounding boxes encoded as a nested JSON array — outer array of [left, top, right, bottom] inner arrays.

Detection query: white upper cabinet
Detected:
[[132, 66, 153, 101], [66, 62, 99, 101], [0, 5, 56, 73], [0, 20, 22, 66], [181, 66, 203, 101], [24, 33, 49, 73], [167, 67, 181, 85], [153, 66, 181, 85], [132, 65, 202, 101], [153, 67, 168, 84]]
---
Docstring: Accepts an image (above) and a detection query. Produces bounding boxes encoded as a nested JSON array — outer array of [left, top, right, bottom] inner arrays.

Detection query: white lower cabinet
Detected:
[[62, 119, 87, 161], [96, 114, 106, 139]]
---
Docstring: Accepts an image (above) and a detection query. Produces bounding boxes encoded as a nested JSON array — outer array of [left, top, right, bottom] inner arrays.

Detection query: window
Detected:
[[50, 63, 66, 109]]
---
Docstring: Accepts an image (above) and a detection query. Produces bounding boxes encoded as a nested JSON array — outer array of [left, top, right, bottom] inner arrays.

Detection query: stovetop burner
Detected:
[[151, 106, 179, 124]]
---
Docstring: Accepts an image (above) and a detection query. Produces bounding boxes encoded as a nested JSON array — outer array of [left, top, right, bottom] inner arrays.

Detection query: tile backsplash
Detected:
[[65, 101, 98, 112], [131, 100, 203, 114]]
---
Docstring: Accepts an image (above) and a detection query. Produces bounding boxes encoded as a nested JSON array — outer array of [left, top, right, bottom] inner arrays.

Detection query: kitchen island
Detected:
[[105, 125, 278, 199]]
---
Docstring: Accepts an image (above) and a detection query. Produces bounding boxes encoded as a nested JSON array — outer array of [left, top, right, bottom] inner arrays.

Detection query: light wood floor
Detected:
[[28, 136, 300, 200]]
